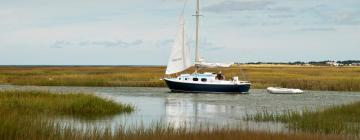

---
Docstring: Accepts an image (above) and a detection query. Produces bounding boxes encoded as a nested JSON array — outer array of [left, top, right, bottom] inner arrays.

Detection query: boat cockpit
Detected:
[[173, 72, 248, 84]]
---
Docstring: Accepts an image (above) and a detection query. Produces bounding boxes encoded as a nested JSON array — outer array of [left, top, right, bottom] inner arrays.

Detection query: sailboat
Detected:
[[163, 0, 251, 93]]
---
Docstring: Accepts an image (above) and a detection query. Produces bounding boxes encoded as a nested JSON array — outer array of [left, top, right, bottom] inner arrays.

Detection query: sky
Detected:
[[0, 0, 359, 65]]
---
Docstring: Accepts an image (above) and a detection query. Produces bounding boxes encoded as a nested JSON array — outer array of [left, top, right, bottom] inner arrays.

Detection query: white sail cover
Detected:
[[166, 16, 192, 75], [196, 60, 234, 68]]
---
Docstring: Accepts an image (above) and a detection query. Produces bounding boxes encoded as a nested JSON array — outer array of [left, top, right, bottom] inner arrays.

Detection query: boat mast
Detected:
[[181, 0, 187, 70], [194, 0, 200, 73], [182, 17, 186, 67]]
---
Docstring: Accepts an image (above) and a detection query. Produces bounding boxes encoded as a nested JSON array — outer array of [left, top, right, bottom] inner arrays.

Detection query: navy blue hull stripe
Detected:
[[164, 79, 251, 93]]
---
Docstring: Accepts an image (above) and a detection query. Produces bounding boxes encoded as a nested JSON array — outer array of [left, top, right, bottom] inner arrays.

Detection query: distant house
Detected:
[[351, 63, 360, 66], [326, 61, 343, 67]]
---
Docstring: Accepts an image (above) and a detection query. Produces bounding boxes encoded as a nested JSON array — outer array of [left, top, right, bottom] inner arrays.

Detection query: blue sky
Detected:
[[0, 0, 359, 65]]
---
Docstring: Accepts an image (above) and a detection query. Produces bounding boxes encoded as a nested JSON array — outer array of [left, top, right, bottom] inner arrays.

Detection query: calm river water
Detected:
[[1, 85, 360, 132]]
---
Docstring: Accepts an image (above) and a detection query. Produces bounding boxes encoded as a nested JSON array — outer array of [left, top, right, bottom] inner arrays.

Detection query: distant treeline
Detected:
[[336, 60, 360, 65], [242, 60, 360, 66]]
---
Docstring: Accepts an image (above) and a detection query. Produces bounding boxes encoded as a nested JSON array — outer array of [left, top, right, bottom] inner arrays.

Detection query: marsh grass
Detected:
[[245, 102, 360, 136], [0, 90, 352, 140], [0, 90, 135, 139], [0, 90, 134, 117], [0, 113, 351, 140], [0, 66, 360, 91], [36, 125, 350, 140], [0, 67, 166, 87]]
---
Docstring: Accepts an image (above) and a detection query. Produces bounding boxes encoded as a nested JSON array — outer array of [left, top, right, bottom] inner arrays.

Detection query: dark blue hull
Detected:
[[164, 79, 251, 93]]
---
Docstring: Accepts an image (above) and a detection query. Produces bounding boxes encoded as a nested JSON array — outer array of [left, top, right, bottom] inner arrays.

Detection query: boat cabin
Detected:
[[175, 72, 239, 83], [178, 73, 213, 82]]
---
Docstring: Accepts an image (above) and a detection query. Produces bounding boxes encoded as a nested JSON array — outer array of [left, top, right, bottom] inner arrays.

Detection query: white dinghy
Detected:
[[267, 87, 303, 94]]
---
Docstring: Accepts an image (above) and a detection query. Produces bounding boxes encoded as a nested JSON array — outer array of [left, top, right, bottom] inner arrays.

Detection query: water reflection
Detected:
[[165, 96, 244, 128]]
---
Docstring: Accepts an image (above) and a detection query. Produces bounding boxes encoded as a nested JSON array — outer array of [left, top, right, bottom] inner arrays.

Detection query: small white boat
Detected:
[[267, 87, 303, 94]]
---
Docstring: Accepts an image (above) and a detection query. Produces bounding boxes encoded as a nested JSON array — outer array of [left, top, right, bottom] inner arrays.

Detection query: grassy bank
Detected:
[[0, 90, 134, 139], [0, 66, 360, 91], [0, 90, 134, 116], [245, 101, 360, 136]]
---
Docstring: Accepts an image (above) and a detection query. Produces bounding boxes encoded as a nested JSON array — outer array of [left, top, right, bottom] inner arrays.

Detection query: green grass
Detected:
[[0, 90, 134, 117], [245, 101, 360, 136], [1, 66, 360, 91], [0, 90, 135, 139]]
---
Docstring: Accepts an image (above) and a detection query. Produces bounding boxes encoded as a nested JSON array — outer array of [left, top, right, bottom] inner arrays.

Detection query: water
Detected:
[[1, 85, 360, 132]]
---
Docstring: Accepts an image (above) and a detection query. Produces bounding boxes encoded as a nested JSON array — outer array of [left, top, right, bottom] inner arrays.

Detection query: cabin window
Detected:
[[185, 78, 188, 80], [201, 78, 207, 82], [193, 78, 199, 81], [179, 78, 181, 80]]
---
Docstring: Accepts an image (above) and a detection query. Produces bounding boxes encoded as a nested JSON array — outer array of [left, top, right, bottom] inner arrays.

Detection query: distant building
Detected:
[[326, 61, 343, 67], [351, 63, 360, 66]]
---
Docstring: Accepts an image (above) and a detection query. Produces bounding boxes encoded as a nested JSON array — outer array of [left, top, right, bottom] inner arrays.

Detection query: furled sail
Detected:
[[196, 59, 234, 68], [166, 16, 192, 75]]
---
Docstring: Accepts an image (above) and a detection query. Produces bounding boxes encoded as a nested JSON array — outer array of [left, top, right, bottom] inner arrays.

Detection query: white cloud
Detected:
[[204, 1, 275, 13], [51, 40, 144, 48]]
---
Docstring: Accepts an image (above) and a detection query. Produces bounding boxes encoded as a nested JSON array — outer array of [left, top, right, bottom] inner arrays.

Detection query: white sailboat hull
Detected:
[[267, 87, 303, 94]]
